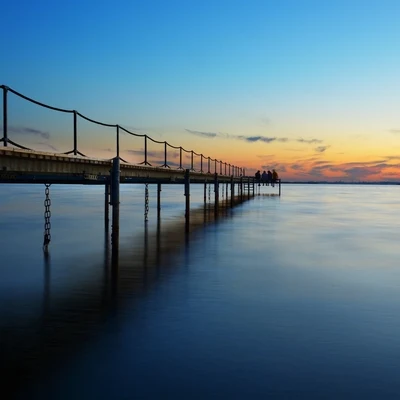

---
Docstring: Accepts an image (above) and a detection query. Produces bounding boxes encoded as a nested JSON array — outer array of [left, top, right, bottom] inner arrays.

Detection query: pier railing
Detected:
[[0, 85, 245, 177]]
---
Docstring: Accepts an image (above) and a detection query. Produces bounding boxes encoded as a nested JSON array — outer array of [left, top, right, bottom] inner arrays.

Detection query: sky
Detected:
[[1, 0, 400, 181]]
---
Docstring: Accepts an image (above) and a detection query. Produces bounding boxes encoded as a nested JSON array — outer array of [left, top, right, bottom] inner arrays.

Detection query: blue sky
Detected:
[[2, 0, 400, 180]]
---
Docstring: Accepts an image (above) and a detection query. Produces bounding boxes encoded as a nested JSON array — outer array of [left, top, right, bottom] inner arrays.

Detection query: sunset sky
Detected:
[[1, 0, 400, 181]]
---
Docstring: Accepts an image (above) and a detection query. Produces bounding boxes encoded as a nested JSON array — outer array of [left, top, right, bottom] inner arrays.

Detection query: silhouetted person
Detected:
[[267, 170, 272, 186], [255, 170, 261, 184], [272, 169, 278, 187], [261, 170, 267, 186]]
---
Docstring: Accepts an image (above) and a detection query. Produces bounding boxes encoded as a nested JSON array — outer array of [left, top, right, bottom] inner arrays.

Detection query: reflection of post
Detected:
[[247, 177, 251, 199], [43, 252, 51, 315], [143, 223, 149, 286], [203, 181, 207, 205], [111, 157, 120, 268], [105, 183, 110, 231], [184, 169, 190, 232], [279, 179, 281, 196], [214, 172, 219, 217], [157, 183, 162, 221]]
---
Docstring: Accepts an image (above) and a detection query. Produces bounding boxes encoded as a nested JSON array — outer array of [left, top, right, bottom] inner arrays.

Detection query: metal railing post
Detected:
[[73, 111, 77, 155], [116, 125, 120, 159], [2, 86, 8, 146]]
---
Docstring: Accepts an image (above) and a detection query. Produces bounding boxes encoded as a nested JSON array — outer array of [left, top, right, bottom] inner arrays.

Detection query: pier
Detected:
[[0, 84, 281, 253]]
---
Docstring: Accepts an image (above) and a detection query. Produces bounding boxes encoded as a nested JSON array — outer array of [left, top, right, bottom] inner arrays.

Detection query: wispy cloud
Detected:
[[297, 138, 323, 144], [315, 145, 330, 153], [6, 125, 50, 140], [185, 129, 288, 143], [389, 129, 400, 134], [185, 129, 217, 138]]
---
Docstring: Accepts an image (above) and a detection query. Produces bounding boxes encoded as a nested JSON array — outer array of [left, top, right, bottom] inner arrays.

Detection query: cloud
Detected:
[[315, 145, 330, 153], [389, 129, 400, 134], [185, 128, 288, 143], [297, 138, 323, 144], [7, 125, 50, 140], [236, 135, 288, 143], [185, 129, 217, 138], [290, 163, 305, 171]]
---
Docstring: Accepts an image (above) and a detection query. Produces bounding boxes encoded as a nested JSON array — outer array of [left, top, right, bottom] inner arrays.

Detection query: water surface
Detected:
[[1, 184, 400, 399]]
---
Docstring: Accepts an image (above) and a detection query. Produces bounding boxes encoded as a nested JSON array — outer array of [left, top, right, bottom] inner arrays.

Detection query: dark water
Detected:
[[1, 184, 400, 399]]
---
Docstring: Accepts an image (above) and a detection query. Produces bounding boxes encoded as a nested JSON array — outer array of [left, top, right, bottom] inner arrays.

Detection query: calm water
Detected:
[[1, 183, 400, 399]]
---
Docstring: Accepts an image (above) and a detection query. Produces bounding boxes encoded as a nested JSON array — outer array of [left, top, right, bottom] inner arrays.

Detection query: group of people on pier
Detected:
[[255, 169, 279, 187]]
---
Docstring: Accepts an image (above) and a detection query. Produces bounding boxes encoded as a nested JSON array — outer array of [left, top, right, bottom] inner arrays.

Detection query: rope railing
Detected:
[[0, 85, 244, 176]]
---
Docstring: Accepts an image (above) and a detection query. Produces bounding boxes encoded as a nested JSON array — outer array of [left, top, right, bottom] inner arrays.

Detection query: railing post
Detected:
[[200, 154, 204, 173], [219, 161, 222, 175], [179, 147, 183, 169], [139, 135, 151, 166], [116, 125, 120, 159], [191, 151, 194, 171], [214, 159, 217, 174], [73, 111, 77, 155], [161, 142, 170, 168], [225, 162, 227, 175], [2, 86, 8, 146], [208, 157, 211, 173]]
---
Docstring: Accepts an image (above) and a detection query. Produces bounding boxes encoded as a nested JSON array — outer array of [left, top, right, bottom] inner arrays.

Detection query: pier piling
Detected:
[[111, 157, 120, 264], [184, 169, 190, 231]]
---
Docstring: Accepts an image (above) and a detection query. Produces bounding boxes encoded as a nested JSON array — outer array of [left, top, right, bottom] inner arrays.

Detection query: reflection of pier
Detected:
[[1, 195, 254, 397]]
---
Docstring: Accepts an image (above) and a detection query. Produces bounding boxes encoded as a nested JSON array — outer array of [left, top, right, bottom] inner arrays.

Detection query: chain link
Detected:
[[144, 183, 149, 222], [43, 184, 51, 252]]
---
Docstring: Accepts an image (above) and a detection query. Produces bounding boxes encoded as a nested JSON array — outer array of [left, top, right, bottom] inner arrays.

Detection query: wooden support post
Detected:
[[240, 177, 243, 201], [105, 183, 110, 230], [247, 177, 250, 198], [214, 172, 219, 217], [184, 169, 190, 231], [230, 176, 234, 207], [204, 181, 207, 204], [279, 179, 281, 196], [111, 157, 120, 266], [253, 178, 255, 196], [157, 182, 162, 220]]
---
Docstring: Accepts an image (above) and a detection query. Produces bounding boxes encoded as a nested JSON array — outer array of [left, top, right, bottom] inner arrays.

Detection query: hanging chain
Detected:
[[144, 183, 149, 222], [43, 184, 51, 252]]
